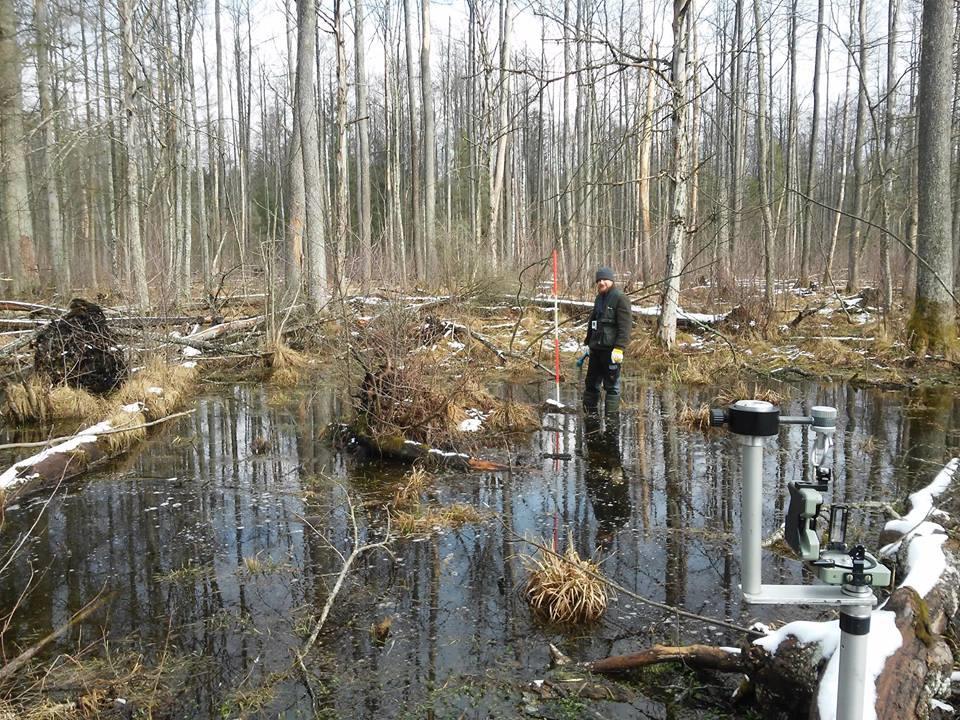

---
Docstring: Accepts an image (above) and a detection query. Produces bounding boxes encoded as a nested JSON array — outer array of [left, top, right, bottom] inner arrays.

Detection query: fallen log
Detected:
[[335, 425, 509, 471], [512, 295, 726, 328], [0, 357, 201, 509]]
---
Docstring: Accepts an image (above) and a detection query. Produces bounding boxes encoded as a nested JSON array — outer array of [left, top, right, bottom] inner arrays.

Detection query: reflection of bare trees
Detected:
[[662, 388, 687, 608]]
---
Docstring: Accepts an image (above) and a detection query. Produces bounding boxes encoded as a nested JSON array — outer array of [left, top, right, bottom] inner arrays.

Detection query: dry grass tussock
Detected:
[[677, 403, 712, 431], [264, 340, 309, 386], [486, 401, 540, 433], [112, 357, 196, 419], [3, 376, 106, 423], [391, 503, 483, 535], [392, 466, 433, 509], [523, 542, 608, 624], [715, 382, 784, 407]]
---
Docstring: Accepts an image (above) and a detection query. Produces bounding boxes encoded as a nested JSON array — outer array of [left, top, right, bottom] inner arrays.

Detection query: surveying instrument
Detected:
[[710, 400, 891, 720]]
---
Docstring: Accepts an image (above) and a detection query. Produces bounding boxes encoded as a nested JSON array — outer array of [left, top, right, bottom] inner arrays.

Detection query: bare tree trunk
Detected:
[[877, 0, 899, 316], [752, 0, 774, 304], [823, 49, 853, 287], [0, 0, 35, 293], [34, 0, 68, 294], [636, 49, 655, 285], [420, 0, 437, 275], [847, 0, 868, 293], [486, 0, 510, 271], [98, 2, 119, 282], [119, 0, 150, 307], [799, 0, 824, 287], [285, 0, 305, 293], [402, 0, 422, 278], [334, 0, 349, 285], [727, 0, 745, 286], [656, 0, 690, 349], [296, 0, 327, 307], [355, 0, 372, 284], [908, 0, 956, 350]]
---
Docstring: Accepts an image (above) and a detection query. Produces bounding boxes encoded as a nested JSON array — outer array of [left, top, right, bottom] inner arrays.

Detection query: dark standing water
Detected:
[[1, 378, 958, 718]]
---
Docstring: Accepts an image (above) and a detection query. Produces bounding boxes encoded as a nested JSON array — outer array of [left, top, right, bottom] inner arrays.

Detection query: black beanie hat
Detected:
[[595, 266, 615, 282]]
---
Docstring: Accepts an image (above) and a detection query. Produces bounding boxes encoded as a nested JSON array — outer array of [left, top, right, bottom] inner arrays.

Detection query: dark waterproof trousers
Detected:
[[583, 348, 621, 412]]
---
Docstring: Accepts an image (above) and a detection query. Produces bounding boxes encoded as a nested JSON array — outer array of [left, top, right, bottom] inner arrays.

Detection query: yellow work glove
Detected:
[[611, 348, 624, 364]]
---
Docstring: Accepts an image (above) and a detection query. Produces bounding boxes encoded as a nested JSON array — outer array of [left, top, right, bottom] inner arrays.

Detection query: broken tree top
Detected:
[[32, 298, 127, 395]]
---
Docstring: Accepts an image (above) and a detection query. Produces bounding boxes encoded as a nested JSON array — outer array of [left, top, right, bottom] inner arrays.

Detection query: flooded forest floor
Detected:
[[0, 281, 958, 719]]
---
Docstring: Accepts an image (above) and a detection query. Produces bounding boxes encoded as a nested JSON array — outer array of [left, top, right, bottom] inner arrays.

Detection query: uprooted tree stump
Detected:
[[579, 458, 960, 720], [32, 298, 127, 394]]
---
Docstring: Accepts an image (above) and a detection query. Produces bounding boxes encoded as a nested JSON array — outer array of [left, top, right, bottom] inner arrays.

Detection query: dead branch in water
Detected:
[[0, 590, 112, 684]]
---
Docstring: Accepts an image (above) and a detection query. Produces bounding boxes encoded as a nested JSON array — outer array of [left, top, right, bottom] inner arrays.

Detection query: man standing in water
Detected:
[[581, 267, 632, 412]]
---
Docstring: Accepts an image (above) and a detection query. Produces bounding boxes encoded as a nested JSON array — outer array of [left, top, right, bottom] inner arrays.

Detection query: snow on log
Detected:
[[0, 403, 148, 507], [745, 458, 960, 720], [519, 295, 726, 326], [0, 353, 200, 509], [335, 426, 509, 472]]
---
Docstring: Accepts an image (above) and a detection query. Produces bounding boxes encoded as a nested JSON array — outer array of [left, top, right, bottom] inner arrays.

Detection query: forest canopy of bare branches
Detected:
[[0, 0, 955, 341]]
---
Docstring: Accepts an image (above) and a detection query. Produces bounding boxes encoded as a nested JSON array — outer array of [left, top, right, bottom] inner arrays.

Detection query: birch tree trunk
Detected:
[[403, 0, 422, 278], [656, 0, 690, 349], [486, 0, 510, 271], [334, 0, 349, 284], [908, 0, 956, 350], [285, 0, 305, 293]]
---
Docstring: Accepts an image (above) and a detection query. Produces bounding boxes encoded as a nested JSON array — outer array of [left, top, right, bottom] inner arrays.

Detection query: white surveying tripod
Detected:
[[710, 400, 891, 720]]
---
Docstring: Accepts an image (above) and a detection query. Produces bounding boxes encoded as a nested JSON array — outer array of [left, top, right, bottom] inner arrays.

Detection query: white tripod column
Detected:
[[738, 434, 764, 596], [837, 596, 872, 720]]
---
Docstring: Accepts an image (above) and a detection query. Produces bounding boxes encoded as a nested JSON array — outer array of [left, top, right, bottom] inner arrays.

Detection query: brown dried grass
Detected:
[[3, 376, 105, 423], [112, 358, 195, 419], [96, 409, 148, 455], [392, 466, 433, 510], [264, 341, 308, 386], [677, 402, 712, 431], [523, 543, 608, 624], [391, 503, 482, 535], [799, 337, 865, 368], [715, 382, 784, 407], [486, 401, 540, 433]]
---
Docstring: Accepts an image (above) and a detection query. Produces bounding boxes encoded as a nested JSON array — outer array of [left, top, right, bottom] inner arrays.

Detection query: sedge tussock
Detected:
[[486, 401, 540, 433], [799, 337, 864, 368], [392, 466, 433, 510], [715, 382, 783, 407], [3, 376, 104, 423], [95, 410, 148, 455], [523, 543, 608, 625], [677, 402, 712, 431], [390, 503, 482, 535], [112, 357, 195, 419], [264, 341, 308, 386]]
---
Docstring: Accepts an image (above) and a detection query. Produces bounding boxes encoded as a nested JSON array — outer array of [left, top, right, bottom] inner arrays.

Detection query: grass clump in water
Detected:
[[522, 541, 608, 625]]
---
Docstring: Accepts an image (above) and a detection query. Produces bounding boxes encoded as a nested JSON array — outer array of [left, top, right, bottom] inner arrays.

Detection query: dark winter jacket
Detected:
[[584, 287, 632, 351]]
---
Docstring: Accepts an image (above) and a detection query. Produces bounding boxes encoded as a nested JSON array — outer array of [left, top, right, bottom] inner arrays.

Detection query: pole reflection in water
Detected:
[[0, 380, 954, 718]]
